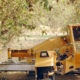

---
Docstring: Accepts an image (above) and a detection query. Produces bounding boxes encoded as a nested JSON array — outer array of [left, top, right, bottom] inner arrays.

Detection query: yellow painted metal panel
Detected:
[[33, 37, 69, 51], [35, 51, 56, 67]]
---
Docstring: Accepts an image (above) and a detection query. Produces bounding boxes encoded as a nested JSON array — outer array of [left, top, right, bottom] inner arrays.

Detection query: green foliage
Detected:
[[0, 0, 80, 45], [0, 0, 31, 44]]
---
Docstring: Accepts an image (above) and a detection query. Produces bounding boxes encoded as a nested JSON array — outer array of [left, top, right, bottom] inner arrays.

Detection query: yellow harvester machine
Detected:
[[7, 25, 80, 80]]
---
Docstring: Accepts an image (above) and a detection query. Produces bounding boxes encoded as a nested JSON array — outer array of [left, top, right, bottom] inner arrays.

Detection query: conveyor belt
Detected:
[[0, 63, 35, 71]]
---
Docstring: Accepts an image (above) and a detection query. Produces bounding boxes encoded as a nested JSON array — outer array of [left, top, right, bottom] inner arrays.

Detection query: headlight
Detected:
[[40, 51, 49, 57]]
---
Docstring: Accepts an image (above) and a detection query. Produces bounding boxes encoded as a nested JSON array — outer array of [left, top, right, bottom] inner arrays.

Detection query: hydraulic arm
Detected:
[[8, 36, 69, 59]]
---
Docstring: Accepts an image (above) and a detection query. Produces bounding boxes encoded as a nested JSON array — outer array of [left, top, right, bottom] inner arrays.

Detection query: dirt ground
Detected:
[[0, 72, 80, 80]]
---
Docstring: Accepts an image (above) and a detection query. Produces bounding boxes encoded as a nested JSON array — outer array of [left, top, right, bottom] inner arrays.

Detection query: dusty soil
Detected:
[[0, 72, 80, 80]]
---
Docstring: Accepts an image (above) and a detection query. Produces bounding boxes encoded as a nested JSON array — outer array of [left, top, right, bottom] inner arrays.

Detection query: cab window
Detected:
[[73, 27, 80, 41]]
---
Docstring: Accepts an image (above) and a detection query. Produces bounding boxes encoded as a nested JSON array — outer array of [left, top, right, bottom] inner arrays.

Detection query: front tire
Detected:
[[49, 74, 55, 80]]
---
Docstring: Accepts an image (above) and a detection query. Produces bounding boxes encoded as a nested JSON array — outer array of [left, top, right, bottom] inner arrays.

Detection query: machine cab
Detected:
[[68, 25, 80, 53], [69, 25, 80, 68], [72, 26, 80, 52]]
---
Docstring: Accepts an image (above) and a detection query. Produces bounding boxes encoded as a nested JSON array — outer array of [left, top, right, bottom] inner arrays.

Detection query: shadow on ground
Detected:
[[0, 72, 80, 80]]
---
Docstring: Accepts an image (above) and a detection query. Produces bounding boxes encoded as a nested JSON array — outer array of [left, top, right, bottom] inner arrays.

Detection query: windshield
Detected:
[[73, 27, 80, 41]]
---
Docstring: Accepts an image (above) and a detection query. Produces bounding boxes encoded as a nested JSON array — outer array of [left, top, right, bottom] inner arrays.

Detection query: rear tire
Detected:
[[37, 67, 55, 80], [49, 76, 53, 80]]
